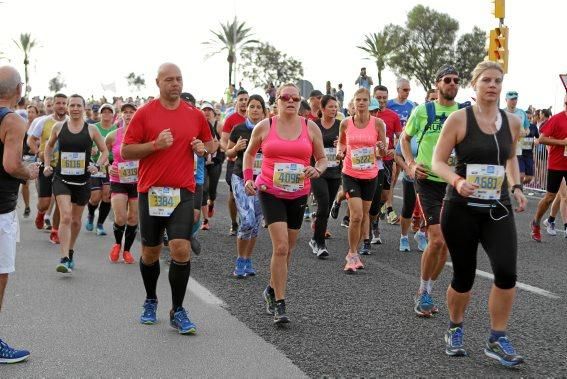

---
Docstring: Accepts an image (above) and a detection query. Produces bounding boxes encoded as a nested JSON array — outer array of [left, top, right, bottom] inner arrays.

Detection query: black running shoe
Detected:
[[273, 301, 290, 324]]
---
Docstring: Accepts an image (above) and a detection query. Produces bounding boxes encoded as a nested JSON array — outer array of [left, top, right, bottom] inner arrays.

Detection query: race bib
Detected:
[[521, 137, 533, 151], [118, 161, 138, 183], [515, 142, 522, 156], [447, 150, 457, 172], [253, 153, 263, 176], [324, 147, 339, 168], [351, 147, 375, 170], [273, 163, 305, 193], [60, 152, 85, 175], [148, 187, 181, 217], [466, 164, 505, 200]]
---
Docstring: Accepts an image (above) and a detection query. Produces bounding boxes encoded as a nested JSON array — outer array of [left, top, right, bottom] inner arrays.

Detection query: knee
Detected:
[[451, 271, 476, 293], [126, 213, 138, 226], [60, 214, 72, 225], [71, 218, 81, 229], [273, 242, 289, 257], [349, 211, 363, 224], [493, 269, 517, 290], [115, 213, 127, 225]]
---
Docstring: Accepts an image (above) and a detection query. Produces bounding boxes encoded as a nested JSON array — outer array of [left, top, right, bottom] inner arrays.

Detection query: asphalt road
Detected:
[[2, 180, 566, 377]]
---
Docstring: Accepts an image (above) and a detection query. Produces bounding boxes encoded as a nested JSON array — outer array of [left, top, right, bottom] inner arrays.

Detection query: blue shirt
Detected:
[[387, 99, 416, 128], [505, 107, 530, 129], [195, 156, 205, 185]]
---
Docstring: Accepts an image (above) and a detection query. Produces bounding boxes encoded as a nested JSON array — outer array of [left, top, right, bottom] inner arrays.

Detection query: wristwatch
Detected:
[[511, 184, 523, 194]]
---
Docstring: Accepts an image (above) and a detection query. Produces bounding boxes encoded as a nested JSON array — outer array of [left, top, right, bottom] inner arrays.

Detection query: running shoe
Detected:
[[263, 286, 276, 315], [352, 254, 365, 270], [387, 210, 400, 225], [543, 218, 556, 236], [200, 219, 210, 231], [340, 216, 350, 228], [325, 229, 332, 239], [359, 240, 371, 256], [0, 339, 30, 364], [56, 257, 72, 274], [414, 291, 433, 317], [484, 336, 524, 367], [379, 203, 387, 221], [140, 299, 158, 324], [371, 221, 382, 244], [109, 244, 121, 263], [207, 203, 214, 218], [96, 224, 107, 236], [34, 212, 44, 230], [414, 231, 428, 252], [244, 259, 257, 276], [273, 301, 290, 324], [344, 255, 357, 273], [190, 238, 201, 256], [309, 239, 329, 258], [44, 218, 52, 231], [85, 215, 94, 232], [68, 258, 75, 270], [399, 236, 410, 252], [329, 200, 340, 219], [233, 257, 246, 278], [123, 251, 135, 264], [229, 223, 238, 236], [444, 327, 467, 357], [170, 307, 197, 335], [49, 230, 60, 244], [564, 226, 567, 239], [531, 222, 542, 242], [23, 207, 30, 218]]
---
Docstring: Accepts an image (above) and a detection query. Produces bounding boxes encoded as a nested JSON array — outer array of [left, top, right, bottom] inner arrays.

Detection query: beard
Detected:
[[439, 87, 457, 101]]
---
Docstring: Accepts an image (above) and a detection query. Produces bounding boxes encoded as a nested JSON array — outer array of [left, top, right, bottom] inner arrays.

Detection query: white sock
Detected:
[[427, 280, 435, 293], [44, 215, 51, 221], [419, 279, 428, 293]]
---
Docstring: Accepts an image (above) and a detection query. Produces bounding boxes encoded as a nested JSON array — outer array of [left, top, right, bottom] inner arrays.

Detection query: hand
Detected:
[[191, 137, 205, 156], [409, 162, 428, 180], [385, 149, 395, 159], [244, 179, 257, 196], [109, 165, 118, 177], [87, 164, 99, 175], [234, 137, 248, 152], [513, 190, 527, 212], [455, 178, 479, 197], [404, 166, 415, 180], [27, 162, 39, 180], [43, 165, 53, 177], [155, 128, 173, 150], [333, 137, 338, 147], [336, 149, 345, 161], [303, 166, 320, 179]]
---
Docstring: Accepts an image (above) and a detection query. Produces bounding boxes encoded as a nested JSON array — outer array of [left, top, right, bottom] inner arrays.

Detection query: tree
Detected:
[[48, 72, 65, 93], [13, 33, 38, 96], [357, 25, 405, 86], [126, 72, 145, 92], [240, 42, 303, 88], [202, 17, 258, 87], [454, 26, 487, 87]]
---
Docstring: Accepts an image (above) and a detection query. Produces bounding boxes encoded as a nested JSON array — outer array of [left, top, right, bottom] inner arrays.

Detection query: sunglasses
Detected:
[[441, 77, 460, 84], [278, 94, 301, 102]]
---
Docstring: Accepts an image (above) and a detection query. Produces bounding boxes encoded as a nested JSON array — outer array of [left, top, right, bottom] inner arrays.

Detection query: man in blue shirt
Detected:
[[387, 78, 416, 128]]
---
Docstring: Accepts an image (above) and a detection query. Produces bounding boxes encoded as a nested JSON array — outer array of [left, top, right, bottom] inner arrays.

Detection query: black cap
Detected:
[[435, 64, 459, 82], [180, 92, 196, 106], [309, 90, 323, 98], [120, 102, 137, 112]]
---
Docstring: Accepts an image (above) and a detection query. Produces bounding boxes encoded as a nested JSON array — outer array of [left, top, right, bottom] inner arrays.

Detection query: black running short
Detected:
[[52, 177, 91, 206], [194, 184, 203, 211], [342, 173, 378, 202], [546, 169, 567, 194], [258, 191, 307, 230], [90, 175, 110, 190], [38, 168, 53, 198], [414, 178, 447, 226], [110, 182, 138, 199]]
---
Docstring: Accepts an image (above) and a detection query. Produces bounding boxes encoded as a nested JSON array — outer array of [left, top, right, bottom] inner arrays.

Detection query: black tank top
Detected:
[[446, 107, 512, 205], [55, 121, 92, 184], [315, 119, 341, 179], [0, 108, 23, 214]]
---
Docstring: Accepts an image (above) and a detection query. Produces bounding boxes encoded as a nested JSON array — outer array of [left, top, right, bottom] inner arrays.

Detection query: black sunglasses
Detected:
[[442, 77, 460, 85]]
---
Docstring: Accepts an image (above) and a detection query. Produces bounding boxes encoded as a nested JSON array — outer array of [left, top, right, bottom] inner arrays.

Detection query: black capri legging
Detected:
[[441, 201, 517, 293], [311, 176, 341, 244], [203, 162, 222, 205], [401, 178, 416, 219], [369, 169, 386, 217]]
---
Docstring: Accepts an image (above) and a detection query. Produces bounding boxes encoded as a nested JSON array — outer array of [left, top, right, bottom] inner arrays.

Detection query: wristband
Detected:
[[243, 169, 253, 182], [511, 184, 523, 193], [452, 176, 465, 188]]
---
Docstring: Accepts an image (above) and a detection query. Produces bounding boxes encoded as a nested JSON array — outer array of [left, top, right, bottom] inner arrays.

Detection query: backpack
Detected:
[[416, 101, 471, 154], [0, 107, 12, 125]]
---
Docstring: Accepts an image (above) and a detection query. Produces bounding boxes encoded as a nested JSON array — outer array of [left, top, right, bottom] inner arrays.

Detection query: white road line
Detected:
[[445, 262, 560, 300], [188, 277, 227, 306]]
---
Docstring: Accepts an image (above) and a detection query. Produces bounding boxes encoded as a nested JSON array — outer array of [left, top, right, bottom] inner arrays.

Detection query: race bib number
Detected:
[[325, 147, 339, 168], [273, 163, 305, 193], [466, 164, 505, 200], [148, 187, 180, 217], [118, 161, 138, 183], [60, 152, 85, 175], [521, 137, 533, 151], [253, 153, 263, 176], [351, 147, 375, 170]]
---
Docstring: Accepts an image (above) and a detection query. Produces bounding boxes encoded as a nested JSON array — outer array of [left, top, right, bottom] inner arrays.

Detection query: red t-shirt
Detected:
[[377, 108, 402, 161], [540, 111, 567, 171], [222, 112, 246, 134], [306, 113, 319, 121], [123, 99, 212, 193]]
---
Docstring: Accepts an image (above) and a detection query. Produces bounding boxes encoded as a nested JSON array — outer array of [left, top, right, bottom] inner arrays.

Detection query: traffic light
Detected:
[[492, 0, 505, 19], [488, 26, 508, 73]]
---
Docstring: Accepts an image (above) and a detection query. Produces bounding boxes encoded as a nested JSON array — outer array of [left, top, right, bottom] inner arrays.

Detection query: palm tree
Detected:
[[13, 33, 38, 96], [357, 26, 403, 86], [203, 17, 258, 87]]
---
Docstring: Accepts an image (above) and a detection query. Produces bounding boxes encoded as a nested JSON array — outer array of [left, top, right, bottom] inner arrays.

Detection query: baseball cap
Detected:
[[120, 102, 137, 112], [435, 64, 459, 82], [91, 104, 100, 112], [180, 92, 196, 105], [200, 102, 214, 111], [369, 98, 380, 111], [309, 90, 323, 99], [505, 91, 518, 100], [99, 103, 115, 114]]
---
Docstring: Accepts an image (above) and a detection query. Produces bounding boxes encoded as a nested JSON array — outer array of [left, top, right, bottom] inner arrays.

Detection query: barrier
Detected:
[[525, 144, 548, 193]]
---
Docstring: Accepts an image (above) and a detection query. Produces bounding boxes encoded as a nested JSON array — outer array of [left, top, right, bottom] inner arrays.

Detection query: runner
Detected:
[[0, 65, 39, 363], [543, 179, 567, 236], [44, 94, 109, 273], [227, 94, 266, 277], [401, 65, 463, 317], [432, 61, 525, 366], [517, 114, 539, 185], [21, 104, 39, 217], [307, 90, 323, 121], [337, 88, 386, 272], [106, 103, 138, 264], [243, 83, 326, 324], [86, 103, 117, 236], [121, 63, 213, 334], [530, 94, 567, 241]]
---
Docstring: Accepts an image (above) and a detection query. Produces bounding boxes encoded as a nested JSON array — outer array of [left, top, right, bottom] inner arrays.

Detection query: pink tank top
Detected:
[[342, 116, 379, 180], [110, 127, 138, 183], [255, 117, 312, 199]]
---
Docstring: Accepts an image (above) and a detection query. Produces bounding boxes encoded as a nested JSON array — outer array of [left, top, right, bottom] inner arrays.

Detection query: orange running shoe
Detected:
[[123, 250, 135, 264], [49, 229, 60, 244], [344, 255, 357, 273], [35, 212, 45, 230], [109, 244, 121, 263]]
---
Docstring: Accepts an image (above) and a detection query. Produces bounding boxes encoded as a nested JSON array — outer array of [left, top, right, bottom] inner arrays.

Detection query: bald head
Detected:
[[155, 63, 183, 104], [157, 63, 181, 80], [0, 65, 22, 100]]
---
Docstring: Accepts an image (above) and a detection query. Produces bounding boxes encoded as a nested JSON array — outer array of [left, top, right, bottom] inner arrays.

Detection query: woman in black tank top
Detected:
[[55, 121, 93, 185], [430, 61, 526, 366]]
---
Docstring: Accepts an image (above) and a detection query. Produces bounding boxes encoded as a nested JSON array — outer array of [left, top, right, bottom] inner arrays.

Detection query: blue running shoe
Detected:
[[56, 257, 72, 274], [0, 339, 30, 364], [399, 236, 410, 252], [484, 336, 524, 367], [85, 215, 94, 232], [414, 291, 434, 317], [233, 257, 246, 278], [68, 258, 75, 270], [414, 231, 428, 252], [170, 307, 196, 334], [96, 224, 107, 236], [140, 299, 158, 324], [244, 259, 257, 276], [445, 327, 467, 356]]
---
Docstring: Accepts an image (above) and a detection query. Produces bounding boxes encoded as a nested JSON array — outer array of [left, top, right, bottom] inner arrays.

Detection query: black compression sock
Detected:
[[449, 321, 463, 329], [387, 206, 394, 214], [140, 259, 160, 300], [169, 260, 191, 310], [97, 201, 111, 225], [87, 202, 97, 217], [124, 224, 138, 252], [69, 249, 74, 260], [548, 216, 555, 223], [113, 223, 126, 245]]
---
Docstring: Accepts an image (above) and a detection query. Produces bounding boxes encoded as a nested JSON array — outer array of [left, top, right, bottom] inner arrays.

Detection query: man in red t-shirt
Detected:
[[220, 90, 248, 235], [531, 95, 567, 241], [122, 63, 213, 333]]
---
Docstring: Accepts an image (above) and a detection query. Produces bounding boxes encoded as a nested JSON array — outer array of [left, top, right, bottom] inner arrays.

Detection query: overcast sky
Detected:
[[1, 0, 565, 112]]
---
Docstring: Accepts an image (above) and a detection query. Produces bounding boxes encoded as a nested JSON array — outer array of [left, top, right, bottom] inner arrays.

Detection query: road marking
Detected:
[[445, 262, 560, 300], [188, 277, 227, 306]]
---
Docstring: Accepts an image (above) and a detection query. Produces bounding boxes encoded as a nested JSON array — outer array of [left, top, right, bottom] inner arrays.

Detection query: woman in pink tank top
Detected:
[[242, 83, 327, 324], [105, 103, 139, 264], [337, 88, 387, 273]]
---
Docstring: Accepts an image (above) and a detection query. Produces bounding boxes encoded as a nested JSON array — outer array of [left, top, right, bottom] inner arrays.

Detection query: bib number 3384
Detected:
[[148, 187, 181, 217], [466, 164, 505, 200], [273, 163, 304, 193]]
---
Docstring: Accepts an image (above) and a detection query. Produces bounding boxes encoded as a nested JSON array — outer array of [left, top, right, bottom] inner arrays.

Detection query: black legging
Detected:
[[369, 169, 386, 217], [441, 201, 517, 293], [311, 176, 341, 244], [203, 162, 222, 206], [401, 178, 416, 219]]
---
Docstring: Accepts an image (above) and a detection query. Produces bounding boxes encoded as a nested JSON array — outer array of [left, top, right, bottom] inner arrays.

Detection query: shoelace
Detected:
[[497, 337, 517, 355], [143, 302, 156, 315], [0, 340, 17, 357], [175, 308, 190, 324], [421, 292, 433, 307], [450, 328, 463, 347]]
